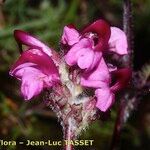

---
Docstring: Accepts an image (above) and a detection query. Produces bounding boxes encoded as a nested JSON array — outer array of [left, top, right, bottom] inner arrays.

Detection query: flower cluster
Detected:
[[61, 19, 131, 111], [10, 19, 131, 112]]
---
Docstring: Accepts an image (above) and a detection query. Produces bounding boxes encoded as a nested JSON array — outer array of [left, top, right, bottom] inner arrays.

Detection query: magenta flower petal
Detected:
[[14, 30, 52, 56], [63, 20, 110, 71], [21, 69, 44, 100], [65, 38, 93, 66], [82, 19, 111, 51], [61, 25, 80, 46], [10, 62, 38, 79], [87, 51, 102, 71], [108, 27, 128, 55], [10, 48, 60, 100], [81, 78, 108, 89], [95, 88, 114, 112], [81, 58, 110, 88], [10, 49, 59, 77], [77, 48, 94, 69], [111, 68, 132, 92]]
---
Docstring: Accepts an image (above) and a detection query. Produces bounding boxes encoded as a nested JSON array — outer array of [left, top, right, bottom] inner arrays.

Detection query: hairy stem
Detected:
[[110, 0, 133, 149], [63, 118, 75, 150], [123, 0, 134, 67]]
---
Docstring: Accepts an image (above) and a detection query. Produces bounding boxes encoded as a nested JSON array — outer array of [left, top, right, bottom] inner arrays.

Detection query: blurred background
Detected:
[[0, 0, 149, 150]]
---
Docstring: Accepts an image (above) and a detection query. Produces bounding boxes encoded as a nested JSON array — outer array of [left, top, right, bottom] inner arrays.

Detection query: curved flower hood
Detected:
[[10, 30, 60, 100]]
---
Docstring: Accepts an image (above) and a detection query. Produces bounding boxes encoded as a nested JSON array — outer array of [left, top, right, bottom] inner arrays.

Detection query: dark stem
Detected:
[[110, 100, 126, 150], [110, 0, 133, 150], [123, 0, 134, 68]]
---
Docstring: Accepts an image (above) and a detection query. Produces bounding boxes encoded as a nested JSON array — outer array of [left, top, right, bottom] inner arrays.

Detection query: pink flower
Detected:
[[10, 19, 130, 113], [81, 58, 114, 111], [62, 19, 128, 72], [62, 19, 110, 71], [61, 19, 130, 111], [81, 19, 111, 51], [81, 58, 131, 111], [95, 68, 131, 112], [95, 88, 115, 112], [65, 38, 102, 70], [81, 58, 110, 88], [61, 25, 80, 46], [108, 27, 128, 55], [10, 30, 60, 100]]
